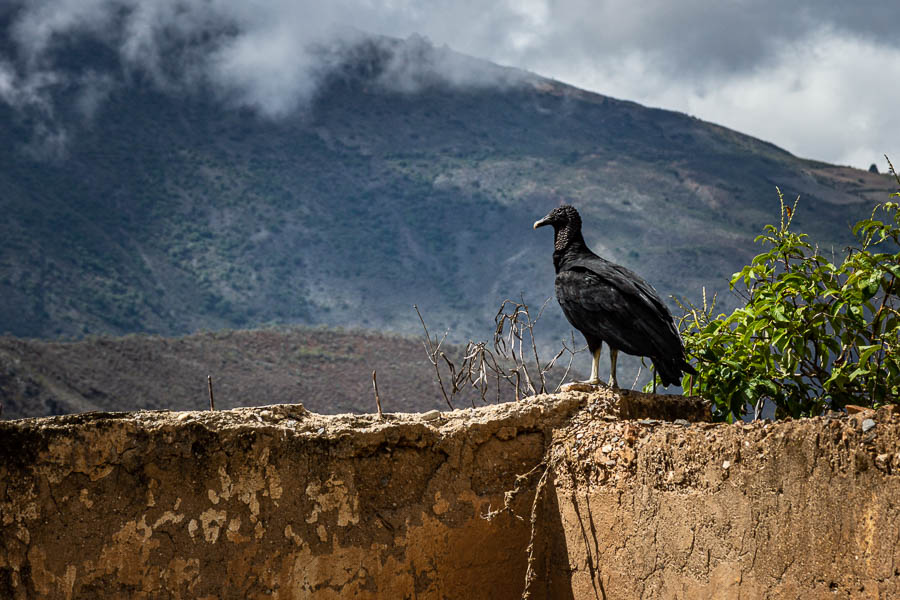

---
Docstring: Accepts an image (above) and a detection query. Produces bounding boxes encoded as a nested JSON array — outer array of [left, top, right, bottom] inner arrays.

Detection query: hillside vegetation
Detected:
[[0, 323, 582, 420], [0, 327, 448, 419], [1, 34, 893, 356]]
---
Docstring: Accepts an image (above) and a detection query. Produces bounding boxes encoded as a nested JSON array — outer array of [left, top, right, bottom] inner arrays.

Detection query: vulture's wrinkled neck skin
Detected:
[[552, 221, 589, 272]]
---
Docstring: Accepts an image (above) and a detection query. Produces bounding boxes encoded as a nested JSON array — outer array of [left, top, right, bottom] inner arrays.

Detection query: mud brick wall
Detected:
[[2, 391, 899, 599]]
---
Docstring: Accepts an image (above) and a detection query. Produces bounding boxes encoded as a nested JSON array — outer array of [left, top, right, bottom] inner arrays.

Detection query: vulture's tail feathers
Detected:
[[652, 356, 698, 388]]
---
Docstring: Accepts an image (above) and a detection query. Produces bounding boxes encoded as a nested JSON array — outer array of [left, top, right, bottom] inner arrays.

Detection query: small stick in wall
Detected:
[[207, 375, 216, 411], [372, 370, 383, 419]]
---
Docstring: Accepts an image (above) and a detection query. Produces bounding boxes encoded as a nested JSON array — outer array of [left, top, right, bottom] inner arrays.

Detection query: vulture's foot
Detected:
[[561, 380, 604, 393]]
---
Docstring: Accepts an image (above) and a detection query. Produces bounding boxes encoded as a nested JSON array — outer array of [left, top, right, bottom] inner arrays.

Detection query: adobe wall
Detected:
[[542, 403, 900, 599], [0, 397, 577, 600], [2, 391, 898, 599]]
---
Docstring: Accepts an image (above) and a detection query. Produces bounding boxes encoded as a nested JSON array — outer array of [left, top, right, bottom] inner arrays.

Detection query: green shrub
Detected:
[[674, 175, 899, 421]]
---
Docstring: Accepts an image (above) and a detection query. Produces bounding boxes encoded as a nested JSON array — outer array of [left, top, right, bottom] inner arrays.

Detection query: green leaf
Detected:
[[847, 367, 868, 382], [858, 345, 882, 364]]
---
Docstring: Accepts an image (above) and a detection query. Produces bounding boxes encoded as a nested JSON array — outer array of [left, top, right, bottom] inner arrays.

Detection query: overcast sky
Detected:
[[3, 0, 898, 170]]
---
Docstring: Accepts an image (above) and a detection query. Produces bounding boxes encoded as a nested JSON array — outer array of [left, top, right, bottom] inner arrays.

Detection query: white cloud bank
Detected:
[[1, 0, 898, 168]]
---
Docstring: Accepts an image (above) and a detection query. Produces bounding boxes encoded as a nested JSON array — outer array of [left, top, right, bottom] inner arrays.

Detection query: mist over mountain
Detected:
[[0, 6, 893, 376]]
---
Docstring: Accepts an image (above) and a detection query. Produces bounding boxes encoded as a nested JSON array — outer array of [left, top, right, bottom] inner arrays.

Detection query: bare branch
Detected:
[[372, 370, 383, 419], [414, 305, 454, 410], [207, 375, 215, 411], [415, 297, 584, 407]]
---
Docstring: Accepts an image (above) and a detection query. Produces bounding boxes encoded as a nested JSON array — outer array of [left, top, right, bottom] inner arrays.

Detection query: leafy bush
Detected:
[[676, 172, 899, 421]]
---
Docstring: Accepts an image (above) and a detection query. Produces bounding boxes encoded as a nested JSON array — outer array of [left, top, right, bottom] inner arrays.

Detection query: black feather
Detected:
[[534, 204, 696, 387]]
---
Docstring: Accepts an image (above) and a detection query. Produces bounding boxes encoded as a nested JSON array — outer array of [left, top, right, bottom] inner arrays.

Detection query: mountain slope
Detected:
[[0, 326, 580, 419], [0, 34, 893, 349], [0, 328, 444, 419]]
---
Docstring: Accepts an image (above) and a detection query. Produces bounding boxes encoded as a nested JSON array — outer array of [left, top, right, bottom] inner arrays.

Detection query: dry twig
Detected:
[[372, 370, 383, 419], [207, 375, 215, 411], [414, 304, 454, 410], [414, 298, 584, 407]]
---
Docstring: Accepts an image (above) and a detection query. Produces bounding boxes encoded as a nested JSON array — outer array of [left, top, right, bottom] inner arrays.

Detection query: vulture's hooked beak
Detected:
[[533, 215, 552, 230]]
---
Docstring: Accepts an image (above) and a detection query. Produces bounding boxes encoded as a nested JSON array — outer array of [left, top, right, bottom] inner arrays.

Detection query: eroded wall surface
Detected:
[[0, 397, 586, 599], [3, 391, 900, 599], [545, 405, 900, 599]]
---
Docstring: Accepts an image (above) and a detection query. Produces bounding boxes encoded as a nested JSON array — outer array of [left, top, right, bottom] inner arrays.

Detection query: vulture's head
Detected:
[[534, 204, 586, 255], [533, 204, 581, 232]]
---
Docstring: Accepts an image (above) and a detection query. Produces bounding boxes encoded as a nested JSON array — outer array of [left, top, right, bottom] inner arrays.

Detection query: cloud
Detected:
[[0, 0, 898, 167], [678, 33, 900, 169], [0, 0, 530, 125], [507, 12, 900, 169], [437, 0, 900, 169], [206, 21, 329, 116], [74, 70, 117, 120], [0, 57, 58, 112]]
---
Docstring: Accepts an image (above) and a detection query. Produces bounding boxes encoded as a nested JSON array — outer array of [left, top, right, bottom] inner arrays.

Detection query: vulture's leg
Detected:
[[581, 346, 602, 385], [608, 347, 619, 389]]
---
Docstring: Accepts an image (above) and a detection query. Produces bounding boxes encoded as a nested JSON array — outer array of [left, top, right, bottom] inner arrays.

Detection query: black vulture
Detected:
[[533, 204, 696, 388]]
